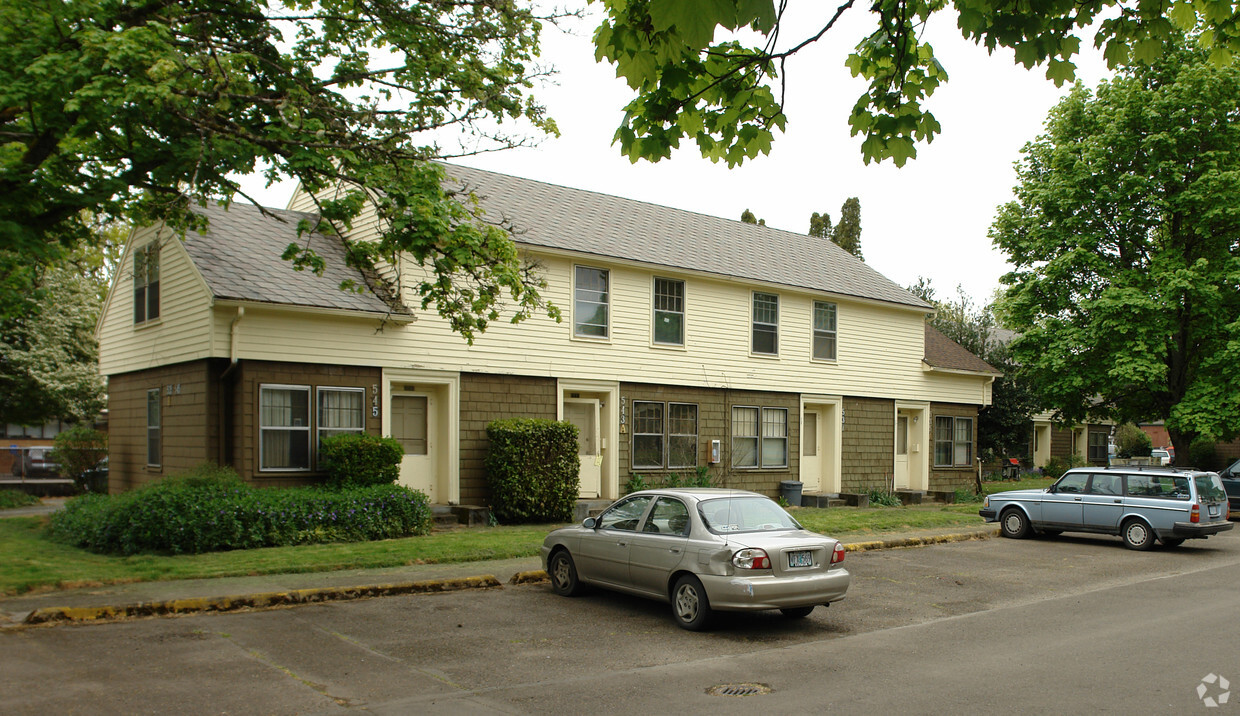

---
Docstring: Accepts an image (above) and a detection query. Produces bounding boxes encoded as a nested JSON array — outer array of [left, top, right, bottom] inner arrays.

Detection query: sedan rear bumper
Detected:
[[1171, 521, 1234, 538], [699, 568, 851, 612]]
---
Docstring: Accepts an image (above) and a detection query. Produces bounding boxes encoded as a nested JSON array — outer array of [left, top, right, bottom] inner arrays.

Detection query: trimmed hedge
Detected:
[[486, 418, 579, 524], [319, 433, 403, 488], [48, 469, 433, 555]]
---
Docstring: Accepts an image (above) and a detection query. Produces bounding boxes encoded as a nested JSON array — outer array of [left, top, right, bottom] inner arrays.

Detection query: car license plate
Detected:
[[788, 550, 813, 568], [1209, 505, 1220, 518]]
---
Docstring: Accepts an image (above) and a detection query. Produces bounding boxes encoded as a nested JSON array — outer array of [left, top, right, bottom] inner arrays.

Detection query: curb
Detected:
[[21, 575, 502, 626], [13, 527, 998, 627]]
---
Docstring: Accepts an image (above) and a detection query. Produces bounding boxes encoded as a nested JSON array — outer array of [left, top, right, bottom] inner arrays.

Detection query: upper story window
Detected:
[[812, 301, 837, 360], [653, 277, 685, 346], [574, 266, 610, 338], [934, 416, 973, 467], [133, 242, 160, 324], [752, 292, 779, 355]]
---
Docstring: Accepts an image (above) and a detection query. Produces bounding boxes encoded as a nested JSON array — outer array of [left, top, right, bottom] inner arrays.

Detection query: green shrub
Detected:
[[867, 487, 902, 507], [953, 487, 984, 504], [319, 433, 403, 488], [486, 418, 579, 524], [623, 474, 649, 494], [1189, 438, 1220, 471], [50, 425, 108, 492], [160, 462, 243, 489], [47, 478, 432, 555], [1114, 423, 1151, 458], [1042, 454, 1088, 482], [0, 489, 40, 509]]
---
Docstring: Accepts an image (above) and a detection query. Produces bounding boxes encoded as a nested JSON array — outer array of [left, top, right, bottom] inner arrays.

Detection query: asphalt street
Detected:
[[3, 529, 1238, 714]]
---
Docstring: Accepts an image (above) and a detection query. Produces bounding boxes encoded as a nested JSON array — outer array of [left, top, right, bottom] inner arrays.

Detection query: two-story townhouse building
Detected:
[[96, 164, 999, 504]]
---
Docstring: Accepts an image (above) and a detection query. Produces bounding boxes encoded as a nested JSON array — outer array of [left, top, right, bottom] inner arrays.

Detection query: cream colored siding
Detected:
[[216, 249, 989, 406], [98, 225, 216, 376]]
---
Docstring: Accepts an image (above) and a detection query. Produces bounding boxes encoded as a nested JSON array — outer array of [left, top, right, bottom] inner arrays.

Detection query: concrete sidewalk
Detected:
[[0, 524, 998, 629]]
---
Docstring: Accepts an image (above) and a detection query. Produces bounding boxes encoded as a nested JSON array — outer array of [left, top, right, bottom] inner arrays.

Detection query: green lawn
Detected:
[[0, 499, 998, 596]]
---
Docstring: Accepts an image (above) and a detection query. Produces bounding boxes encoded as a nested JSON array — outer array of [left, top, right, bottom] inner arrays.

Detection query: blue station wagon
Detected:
[[980, 466, 1233, 550]]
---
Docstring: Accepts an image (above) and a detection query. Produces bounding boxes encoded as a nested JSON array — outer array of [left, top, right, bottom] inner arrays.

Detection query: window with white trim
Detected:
[[667, 403, 698, 468], [632, 401, 664, 469], [812, 301, 837, 360], [574, 266, 610, 338], [752, 292, 778, 355], [934, 416, 973, 467], [261, 385, 311, 470], [146, 389, 161, 466], [653, 277, 685, 346], [732, 406, 788, 468], [317, 387, 366, 448], [133, 242, 160, 324]]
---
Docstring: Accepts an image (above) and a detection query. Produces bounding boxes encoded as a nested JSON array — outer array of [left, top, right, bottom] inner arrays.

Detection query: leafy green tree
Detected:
[[740, 209, 765, 225], [832, 198, 863, 260], [1, 0, 566, 343], [0, 249, 107, 426], [991, 40, 1240, 459], [808, 212, 832, 239], [914, 279, 1039, 460], [592, 1, 1240, 167]]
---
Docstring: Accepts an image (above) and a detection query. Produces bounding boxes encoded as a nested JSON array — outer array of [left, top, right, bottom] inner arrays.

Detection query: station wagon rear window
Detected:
[[1194, 475, 1226, 502], [1125, 474, 1190, 500]]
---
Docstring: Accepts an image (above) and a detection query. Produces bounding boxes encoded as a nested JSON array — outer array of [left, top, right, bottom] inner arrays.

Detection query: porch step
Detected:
[[430, 504, 492, 527], [895, 490, 924, 506]]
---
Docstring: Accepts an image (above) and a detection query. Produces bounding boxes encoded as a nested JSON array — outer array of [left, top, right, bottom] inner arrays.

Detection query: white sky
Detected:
[[243, 6, 1111, 306]]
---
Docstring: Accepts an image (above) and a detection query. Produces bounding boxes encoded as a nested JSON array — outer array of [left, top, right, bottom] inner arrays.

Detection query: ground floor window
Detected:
[[632, 401, 699, 469], [934, 416, 973, 467], [732, 406, 788, 468], [260, 385, 311, 470], [1088, 431, 1109, 461], [318, 387, 366, 447], [146, 388, 161, 467]]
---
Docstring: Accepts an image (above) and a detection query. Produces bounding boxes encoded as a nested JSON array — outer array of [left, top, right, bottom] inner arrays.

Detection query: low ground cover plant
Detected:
[[0, 489, 40, 510], [48, 464, 432, 555]]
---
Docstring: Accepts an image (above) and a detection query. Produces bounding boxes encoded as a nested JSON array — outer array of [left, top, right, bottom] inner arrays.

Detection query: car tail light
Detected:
[[1190, 504, 1200, 523], [831, 542, 846, 565], [732, 548, 770, 570]]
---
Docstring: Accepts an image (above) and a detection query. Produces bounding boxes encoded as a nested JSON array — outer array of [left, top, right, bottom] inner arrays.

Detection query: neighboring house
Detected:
[[96, 165, 999, 504], [1140, 422, 1240, 467], [1029, 413, 1114, 468]]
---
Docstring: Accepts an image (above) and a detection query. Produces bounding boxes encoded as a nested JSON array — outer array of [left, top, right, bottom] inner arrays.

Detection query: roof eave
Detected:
[[212, 298, 416, 324]]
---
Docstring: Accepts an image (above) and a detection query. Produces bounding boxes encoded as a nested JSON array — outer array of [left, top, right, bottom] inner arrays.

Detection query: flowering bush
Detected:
[[48, 467, 432, 555]]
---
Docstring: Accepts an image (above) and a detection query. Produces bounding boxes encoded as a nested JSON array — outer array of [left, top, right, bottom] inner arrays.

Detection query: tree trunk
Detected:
[[1165, 426, 1198, 467]]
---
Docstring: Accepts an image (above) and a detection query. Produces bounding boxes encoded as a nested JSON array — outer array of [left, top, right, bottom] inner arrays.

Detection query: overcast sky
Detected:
[[244, 6, 1111, 306]]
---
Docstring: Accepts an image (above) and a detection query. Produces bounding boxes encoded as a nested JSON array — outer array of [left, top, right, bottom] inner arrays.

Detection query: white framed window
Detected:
[[574, 266, 610, 338], [317, 387, 366, 448], [632, 401, 664, 469], [260, 384, 311, 471], [934, 416, 974, 467], [133, 242, 160, 324], [667, 403, 698, 468], [812, 301, 837, 360], [752, 292, 778, 355], [653, 277, 685, 346], [732, 406, 788, 468], [146, 389, 161, 467]]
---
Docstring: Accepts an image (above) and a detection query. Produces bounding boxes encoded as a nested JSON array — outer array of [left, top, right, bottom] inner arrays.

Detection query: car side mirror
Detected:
[[582, 517, 598, 529], [1046, 484, 1056, 494]]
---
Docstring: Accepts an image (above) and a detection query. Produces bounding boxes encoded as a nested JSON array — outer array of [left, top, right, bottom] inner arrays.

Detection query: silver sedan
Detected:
[[540, 488, 851, 630]]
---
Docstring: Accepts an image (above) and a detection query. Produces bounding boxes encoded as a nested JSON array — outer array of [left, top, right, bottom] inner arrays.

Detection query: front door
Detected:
[[391, 394, 436, 502], [801, 410, 822, 492], [564, 399, 601, 497], [894, 415, 910, 489]]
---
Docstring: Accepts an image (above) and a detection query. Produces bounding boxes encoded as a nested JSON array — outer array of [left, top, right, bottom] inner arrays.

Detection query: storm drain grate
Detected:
[[707, 683, 772, 697]]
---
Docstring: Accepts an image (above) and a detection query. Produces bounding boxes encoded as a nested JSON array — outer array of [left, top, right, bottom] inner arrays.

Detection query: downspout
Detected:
[[218, 307, 245, 466]]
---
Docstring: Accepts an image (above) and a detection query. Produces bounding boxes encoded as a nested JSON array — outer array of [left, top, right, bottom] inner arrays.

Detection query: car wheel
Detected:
[[1121, 519, 1156, 551], [779, 606, 815, 619], [1000, 508, 1030, 539], [549, 550, 584, 596], [1160, 537, 1185, 548], [672, 575, 713, 631]]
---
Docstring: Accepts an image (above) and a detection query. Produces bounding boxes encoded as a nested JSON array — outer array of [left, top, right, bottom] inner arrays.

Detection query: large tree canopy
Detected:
[[1, 0, 565, 341], [592, 0, 1240, 167], [991, 40, 1240, 457]]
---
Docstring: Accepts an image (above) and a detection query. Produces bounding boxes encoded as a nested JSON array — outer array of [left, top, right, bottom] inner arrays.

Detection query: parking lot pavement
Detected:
[[0, 525, 999, 627]]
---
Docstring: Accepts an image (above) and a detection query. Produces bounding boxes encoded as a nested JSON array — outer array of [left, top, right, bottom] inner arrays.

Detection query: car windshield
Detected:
[[698, 496, 801, 534], [1195, 474, 1226, 502]]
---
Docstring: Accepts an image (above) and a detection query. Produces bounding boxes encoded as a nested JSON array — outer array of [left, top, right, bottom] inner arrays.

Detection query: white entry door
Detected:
[[564, 399, 601, 498], [801, 410, 822, 492], [392, 394, 436, 502], [894, 414, 910, 489]]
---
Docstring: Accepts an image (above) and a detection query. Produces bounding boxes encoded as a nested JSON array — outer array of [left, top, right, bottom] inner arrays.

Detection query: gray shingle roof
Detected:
[[443, 164, 932, 310], [183, 202, 400, 316], [923, 324, 1001, 375]]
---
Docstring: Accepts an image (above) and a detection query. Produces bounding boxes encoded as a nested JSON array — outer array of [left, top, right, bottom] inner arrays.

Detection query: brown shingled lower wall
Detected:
[[458, 373, 558, 505]]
